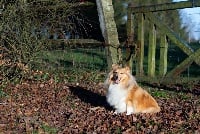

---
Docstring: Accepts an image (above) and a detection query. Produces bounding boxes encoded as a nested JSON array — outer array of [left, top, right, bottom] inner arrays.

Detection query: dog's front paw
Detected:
[[114, 110, 118, 114], [113, 110, 123, 114], [126, 106, 134, 115], [126, 111, 132, 115]]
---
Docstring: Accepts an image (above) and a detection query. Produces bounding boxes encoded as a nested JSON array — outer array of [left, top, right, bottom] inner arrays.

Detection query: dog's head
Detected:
[[104, 64, 135, 87]]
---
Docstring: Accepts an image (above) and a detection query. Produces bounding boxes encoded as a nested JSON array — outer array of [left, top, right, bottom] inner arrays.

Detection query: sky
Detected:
[[173, 0, 200, 40]]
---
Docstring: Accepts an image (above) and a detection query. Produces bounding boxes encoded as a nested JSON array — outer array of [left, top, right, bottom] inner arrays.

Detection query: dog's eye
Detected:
[[120, 72, 124, 74]]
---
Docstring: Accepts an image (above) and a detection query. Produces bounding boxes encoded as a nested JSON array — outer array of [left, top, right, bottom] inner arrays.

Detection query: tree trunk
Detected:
[[96, 0, 121, 70]]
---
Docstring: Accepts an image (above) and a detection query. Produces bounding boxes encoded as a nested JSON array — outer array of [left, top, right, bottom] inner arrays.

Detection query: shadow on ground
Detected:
[[68, 85, 112, 110]]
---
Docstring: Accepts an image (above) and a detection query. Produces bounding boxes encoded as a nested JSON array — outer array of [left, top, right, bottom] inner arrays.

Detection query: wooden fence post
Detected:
[[136, 13, 144, 76], [159, 35, 168, 76], [126, 7, 134, 70], [148, 23, 156, 77], [96, 0, 121, 70]]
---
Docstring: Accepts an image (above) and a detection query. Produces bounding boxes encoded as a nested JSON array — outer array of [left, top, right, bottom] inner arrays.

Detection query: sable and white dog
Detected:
[[104, 64, 160, 115]]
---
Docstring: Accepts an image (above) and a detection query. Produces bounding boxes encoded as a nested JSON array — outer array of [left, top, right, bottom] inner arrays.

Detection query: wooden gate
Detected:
[[126, 1, 200, 78]]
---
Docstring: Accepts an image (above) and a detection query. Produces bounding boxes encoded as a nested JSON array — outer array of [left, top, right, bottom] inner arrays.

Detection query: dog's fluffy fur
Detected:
[[104, 64, 160, 115]]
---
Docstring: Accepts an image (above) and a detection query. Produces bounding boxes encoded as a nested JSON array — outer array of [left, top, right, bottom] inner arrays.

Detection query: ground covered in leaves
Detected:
[[0, 79, 200, 133]]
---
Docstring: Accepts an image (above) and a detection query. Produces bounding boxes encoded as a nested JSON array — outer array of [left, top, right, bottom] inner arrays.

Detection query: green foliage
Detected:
[[113, 0, 129, 25]]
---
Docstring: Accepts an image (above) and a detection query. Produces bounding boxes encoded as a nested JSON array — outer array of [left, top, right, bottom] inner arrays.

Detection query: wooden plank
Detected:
[[129, 1, 200, 13], [96, 0, 121, 69], [46, 39, 104, 49], [166, 48, 200, 77], [159, 35, 168, 76], [48, 39, 103, 45], [145, 12, 200, 66], [126, 8, 134, 69], [148, 23, 156, 77], [136, 13, 144, 76]]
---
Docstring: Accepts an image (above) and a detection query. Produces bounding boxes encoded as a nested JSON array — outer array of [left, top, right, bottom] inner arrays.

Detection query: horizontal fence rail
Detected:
[[129, 1, 200, 13]]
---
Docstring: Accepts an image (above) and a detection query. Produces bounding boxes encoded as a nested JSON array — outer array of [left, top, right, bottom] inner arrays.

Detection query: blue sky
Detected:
[[173, 0, 200, 40]]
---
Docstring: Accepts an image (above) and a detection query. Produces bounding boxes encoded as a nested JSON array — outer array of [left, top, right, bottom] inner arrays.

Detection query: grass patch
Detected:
[[41, 124, 58, 134], [151, 90, 170, 98], [29, 48, 107, 83], [146, 86, 195, 100], [112, 127, 122, 134], [0, 89, 7, 99], [176, 92, 192, 100], [32, 48, 106, 73]]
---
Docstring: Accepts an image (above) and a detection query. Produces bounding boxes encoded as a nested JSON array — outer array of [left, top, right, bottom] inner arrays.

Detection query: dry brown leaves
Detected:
[[0, 80, 199, 133]]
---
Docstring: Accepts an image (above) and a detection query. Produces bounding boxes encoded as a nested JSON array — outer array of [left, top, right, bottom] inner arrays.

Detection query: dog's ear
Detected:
[[125, 66, 131, 73], [112, 64, 119, 70]]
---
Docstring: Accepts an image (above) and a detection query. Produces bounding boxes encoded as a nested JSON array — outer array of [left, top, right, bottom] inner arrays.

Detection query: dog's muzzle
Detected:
[[111, 72, 118, 82]]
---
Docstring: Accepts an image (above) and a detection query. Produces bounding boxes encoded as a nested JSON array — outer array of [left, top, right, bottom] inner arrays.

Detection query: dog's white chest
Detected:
[[106, 84, 127, 112]]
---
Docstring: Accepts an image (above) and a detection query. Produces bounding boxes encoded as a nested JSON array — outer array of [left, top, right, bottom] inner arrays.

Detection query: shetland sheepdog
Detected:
[[104, 64, 160, 115]]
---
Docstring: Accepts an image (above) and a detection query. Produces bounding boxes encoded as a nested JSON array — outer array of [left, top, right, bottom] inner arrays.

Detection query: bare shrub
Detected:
[[0, 0, 83, 85]]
